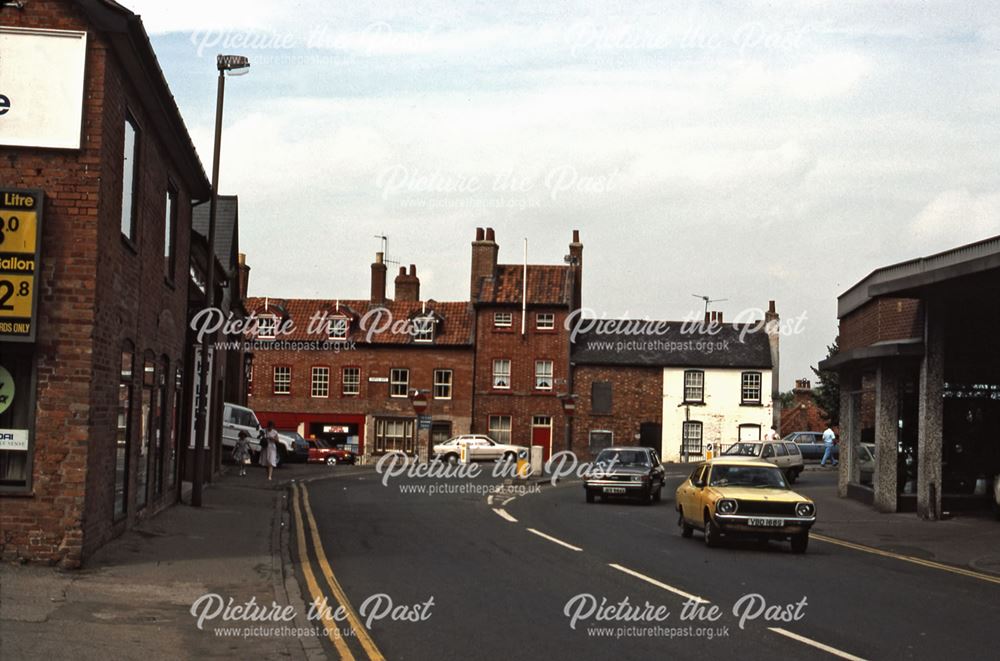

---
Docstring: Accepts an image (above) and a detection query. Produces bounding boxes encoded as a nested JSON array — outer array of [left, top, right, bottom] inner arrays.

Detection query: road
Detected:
[[290, 465, 999, 661]]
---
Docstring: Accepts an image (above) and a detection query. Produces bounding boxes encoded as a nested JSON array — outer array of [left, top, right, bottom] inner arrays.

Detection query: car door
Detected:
[[650, 450, 665, 487], [680, 465, 707, 522], [771, 442, 790, 468]]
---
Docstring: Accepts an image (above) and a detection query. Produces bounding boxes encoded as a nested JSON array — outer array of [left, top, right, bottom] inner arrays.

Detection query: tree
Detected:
[[811, 336, 840, 425], [778, 390, 796, 409]]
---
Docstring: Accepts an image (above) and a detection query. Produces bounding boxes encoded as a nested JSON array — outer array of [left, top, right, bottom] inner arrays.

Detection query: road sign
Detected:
[[417, 415, 432, 430], [0, 189, 42, 342]]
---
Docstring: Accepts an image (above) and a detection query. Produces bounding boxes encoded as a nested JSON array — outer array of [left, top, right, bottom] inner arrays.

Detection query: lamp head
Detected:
[[217, 54, 250, 74]]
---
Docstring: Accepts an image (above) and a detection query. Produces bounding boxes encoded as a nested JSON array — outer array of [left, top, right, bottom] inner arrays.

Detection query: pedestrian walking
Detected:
[[232, 430, 252, 476], [821, 425, 838, 467], [259, 420, 280, 480]]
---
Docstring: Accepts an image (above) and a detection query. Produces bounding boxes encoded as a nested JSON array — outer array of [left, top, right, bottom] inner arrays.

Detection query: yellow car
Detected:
[[675, 457, 816, 553]]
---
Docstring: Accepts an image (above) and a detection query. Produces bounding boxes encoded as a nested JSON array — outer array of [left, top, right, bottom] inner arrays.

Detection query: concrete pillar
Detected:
[[873, 364, 899, 512], [917, 302, 944, 519], [838, 371, 860, 498]]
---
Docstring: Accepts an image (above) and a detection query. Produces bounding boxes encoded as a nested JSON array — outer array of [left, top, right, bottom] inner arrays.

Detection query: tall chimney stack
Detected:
[[569, 229, 583, 311], [370, 252, 387, 304], [395, 264, 420, 302], [470, 227, 499, 302], [237, 252, 251, 301], [765, 300, 781, 430]]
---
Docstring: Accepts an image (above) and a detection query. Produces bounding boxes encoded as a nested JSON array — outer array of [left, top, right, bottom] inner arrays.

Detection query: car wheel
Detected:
[[791, 532, 809, 554], [326, 457, 337, 466], [703, 512, 721, 548], [445, 453, 458, 465], [679, 509, 693, 538], [586, 489, 595, 503]]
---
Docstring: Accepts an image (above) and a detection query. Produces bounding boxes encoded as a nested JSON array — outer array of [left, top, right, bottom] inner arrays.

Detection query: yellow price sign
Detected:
[[0, 211, 37, 254], [0, 275, 33, 318]]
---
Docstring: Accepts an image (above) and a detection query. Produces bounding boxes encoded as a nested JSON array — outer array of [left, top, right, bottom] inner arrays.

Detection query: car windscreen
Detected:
[[724, 443, 762, 457], [709, 465, 788, 489], [595, 449, 650, 467]]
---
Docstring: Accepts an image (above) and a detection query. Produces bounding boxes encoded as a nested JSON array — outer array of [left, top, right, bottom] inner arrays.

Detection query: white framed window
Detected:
[[413, 316, 434, 343], [390, 368, 409, 397], [493, 312, 512, 328], [683, 370, 704, 403], [535, 313, 555, 330], [273, 366, 291, 395], [433, 369, 452, 399], [534, 360, 553, 390], [258, 315, 276, 339], [342, 367, 360, 396], [741, 371, 762, 404], [488, 415, 512, 444], [328, 317, 348, 340], [682, 421, 703, 454], [121, 115, 140, 241], [311, 366, 330, 398], [492, 359, 511, 389]]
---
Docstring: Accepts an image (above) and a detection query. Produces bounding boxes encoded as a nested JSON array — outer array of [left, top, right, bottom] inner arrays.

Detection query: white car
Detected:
[[432, 434, 525, 463], [221, 402, 295, 463], [723, 440, 805, 483]]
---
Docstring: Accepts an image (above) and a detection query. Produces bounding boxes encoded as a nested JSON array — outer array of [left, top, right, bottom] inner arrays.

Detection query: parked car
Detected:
[[432, 435, 524, 463], [993, 473, 1000, 520], [723, 440, 804, 483], [221, 402, 295, 463], [277, 430, 311, 463], [783, 431, 838, 461], [676, 457, 817, 553], [305, 438, 356, 465], [583, 446, 665, 505]]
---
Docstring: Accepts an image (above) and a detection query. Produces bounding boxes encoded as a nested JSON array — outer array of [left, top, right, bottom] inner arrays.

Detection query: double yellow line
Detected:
[[291, 481, 386, 660]]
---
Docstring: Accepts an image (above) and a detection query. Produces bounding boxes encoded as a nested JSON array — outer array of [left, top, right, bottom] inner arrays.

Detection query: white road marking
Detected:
[[608, 563, 709, 604], [502, 496, 516, 506], [768, 627, 869, 661], [492, 508, 518, 522], [487, 495, 494, 505], [526, 528, 583, 552]]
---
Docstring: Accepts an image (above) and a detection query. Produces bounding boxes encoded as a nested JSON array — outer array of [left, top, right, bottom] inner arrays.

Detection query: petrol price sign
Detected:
[[0, 189, 43, 342]]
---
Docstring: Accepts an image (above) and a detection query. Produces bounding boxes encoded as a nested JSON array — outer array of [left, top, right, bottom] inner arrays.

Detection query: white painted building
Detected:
[[661, 367, 774, 462]]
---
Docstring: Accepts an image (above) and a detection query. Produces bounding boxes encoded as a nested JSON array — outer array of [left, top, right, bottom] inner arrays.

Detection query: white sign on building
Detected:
[[0, 27, 88, 149]]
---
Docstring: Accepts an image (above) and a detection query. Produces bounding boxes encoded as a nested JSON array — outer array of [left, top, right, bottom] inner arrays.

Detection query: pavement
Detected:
[[0, 460, 361, 661], [1, 459, 997, 661]]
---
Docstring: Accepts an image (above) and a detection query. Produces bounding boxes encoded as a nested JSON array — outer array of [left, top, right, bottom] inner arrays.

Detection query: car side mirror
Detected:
[[693, 480, 705, 488]]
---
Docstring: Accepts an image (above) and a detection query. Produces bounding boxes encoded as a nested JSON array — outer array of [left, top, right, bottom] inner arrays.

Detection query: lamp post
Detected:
[[410, 389, 430, 462], [191, 54, 249, 508]]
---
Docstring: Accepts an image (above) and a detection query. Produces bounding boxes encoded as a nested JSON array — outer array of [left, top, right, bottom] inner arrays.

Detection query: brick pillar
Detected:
[[873, 364, 899, 512], [838, 370, 861, 498], [917, 301, 944, 520]]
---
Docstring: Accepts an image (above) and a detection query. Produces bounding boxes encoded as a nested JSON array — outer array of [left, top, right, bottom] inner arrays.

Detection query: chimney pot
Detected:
[[399, 266, 406, 276], [476, 227, 485, 241], [572, 229, 580, 243], [376, 252, 384, 264], [409, 264, 416, 276], [768, 300, 776, 313], [485, 227, 495, 241]]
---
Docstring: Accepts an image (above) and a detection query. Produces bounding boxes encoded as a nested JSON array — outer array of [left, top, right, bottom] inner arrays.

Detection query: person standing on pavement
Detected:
[[765, 426, 779, 442], [821, 425, 838, 467], [232, 430, 252, 476], [259, 420, 279, 480]]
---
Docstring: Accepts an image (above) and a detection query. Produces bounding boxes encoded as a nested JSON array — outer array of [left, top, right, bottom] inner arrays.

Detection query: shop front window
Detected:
[[0, 348, 35, 491]]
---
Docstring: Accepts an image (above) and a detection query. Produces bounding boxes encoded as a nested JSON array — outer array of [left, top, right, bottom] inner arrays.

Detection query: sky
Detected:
[[126, 0, 1000, 390]]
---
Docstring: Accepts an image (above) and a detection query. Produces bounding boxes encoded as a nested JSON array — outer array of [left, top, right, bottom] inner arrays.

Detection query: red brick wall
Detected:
[[472, 307, 570, 453], [571, 365, 663, 459], [249, 344, 475, 451], [779, 390, 829, 435], [0, 0, 196, 566], [840, 298, 923, 352]]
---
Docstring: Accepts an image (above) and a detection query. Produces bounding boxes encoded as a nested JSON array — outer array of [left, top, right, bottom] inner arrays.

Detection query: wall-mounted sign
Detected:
[[0, 27, 87, 149], [0, 189, 43, 342], [0, 428, 29, 451], [322, 425, 350, 434], [0, 364, 14, 415], [368, 376, 389, 383]]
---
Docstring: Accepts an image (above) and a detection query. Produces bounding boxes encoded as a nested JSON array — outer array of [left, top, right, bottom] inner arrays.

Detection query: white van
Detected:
[[221, 402, 294, 462]]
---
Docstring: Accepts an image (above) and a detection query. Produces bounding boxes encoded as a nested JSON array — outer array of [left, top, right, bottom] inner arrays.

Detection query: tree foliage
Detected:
[[811, 336, 840, 424]]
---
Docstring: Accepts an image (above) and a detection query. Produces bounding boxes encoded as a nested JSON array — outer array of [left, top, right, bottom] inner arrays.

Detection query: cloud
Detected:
[[911, 190, 1000, 246]]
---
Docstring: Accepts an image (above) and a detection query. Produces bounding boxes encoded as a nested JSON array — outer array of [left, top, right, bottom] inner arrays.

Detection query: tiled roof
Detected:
[[477, 264, 571, 306], [571, 321, 774, 369], [245, 298, 474, 346]]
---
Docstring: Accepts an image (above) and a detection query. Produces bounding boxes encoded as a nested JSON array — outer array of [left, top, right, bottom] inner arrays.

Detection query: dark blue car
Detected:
[[782, 431, 838, 461]]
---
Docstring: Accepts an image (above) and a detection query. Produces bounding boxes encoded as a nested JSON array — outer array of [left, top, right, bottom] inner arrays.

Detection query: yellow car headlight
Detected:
[[795, 502, 815, 517]]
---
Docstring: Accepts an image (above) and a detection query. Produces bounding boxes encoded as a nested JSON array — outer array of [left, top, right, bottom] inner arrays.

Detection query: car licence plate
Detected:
[[748, 517, 784, 527], [603, 487, 626, 494]]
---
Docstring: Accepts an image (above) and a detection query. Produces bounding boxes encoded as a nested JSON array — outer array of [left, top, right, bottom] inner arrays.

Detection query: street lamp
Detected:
[[191, 54, 250, 508], [410, 389, 430, 462]]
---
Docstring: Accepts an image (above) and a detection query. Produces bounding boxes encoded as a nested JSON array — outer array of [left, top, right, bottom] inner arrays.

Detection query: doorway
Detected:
[[531, 416, 553, 461]]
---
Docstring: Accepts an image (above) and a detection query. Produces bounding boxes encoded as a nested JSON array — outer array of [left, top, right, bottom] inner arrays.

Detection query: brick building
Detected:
[[0, 0, 213, 566], [820, 234, 1000, 516], [469, 228, 582, 460], [779, 379, 830, 436], [246, 258, 475, 458], [246, 228, 583, 460]]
